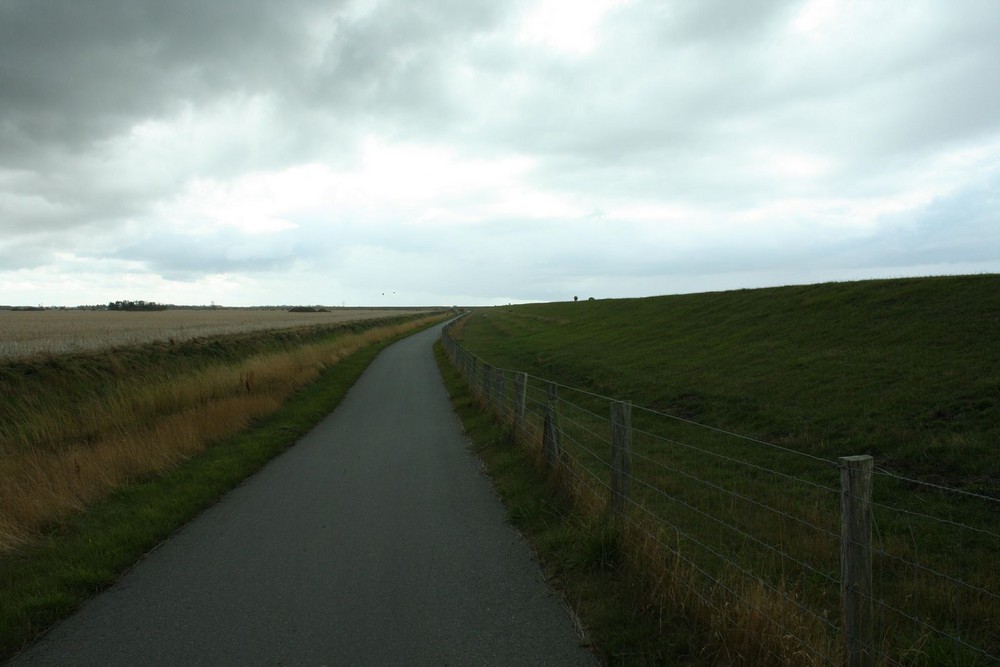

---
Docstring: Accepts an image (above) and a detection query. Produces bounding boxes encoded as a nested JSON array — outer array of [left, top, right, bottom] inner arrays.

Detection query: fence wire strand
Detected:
[[441, 325, 999, 666]]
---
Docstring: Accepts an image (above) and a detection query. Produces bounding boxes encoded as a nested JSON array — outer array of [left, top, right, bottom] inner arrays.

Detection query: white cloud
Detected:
[[518, 0, 629, 54], [0, 0, 998, 306], [790, 0, 851, 37]]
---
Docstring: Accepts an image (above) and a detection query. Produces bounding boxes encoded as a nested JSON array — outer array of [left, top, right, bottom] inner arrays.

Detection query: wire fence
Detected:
[[441, 320, 1000, 666]]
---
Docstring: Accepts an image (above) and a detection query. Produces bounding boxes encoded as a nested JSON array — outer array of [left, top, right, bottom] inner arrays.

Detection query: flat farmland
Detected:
[[0, 308, 438, 359]]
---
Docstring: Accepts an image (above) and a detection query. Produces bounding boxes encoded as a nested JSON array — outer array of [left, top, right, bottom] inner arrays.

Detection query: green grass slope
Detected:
[[455, 275, 1000, 494]]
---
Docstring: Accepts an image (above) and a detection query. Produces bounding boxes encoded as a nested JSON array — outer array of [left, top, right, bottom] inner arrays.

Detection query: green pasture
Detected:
[[449, 275, 1000, 665]]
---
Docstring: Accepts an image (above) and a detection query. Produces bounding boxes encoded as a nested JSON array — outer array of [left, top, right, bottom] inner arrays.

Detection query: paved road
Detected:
[[10, 322, 595, 666]]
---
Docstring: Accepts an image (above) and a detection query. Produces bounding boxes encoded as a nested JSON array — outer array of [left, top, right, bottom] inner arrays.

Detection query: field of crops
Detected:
[[0, 308, 436, 358]]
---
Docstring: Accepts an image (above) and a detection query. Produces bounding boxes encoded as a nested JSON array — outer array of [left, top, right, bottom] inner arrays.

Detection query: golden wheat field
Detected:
[[0, 308, 436, 359]]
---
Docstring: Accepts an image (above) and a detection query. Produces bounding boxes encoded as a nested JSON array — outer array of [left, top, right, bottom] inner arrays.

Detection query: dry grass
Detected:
[[482, 384, 841, 665], [0, 308, 435, 359], [0, 315, 444, 552]]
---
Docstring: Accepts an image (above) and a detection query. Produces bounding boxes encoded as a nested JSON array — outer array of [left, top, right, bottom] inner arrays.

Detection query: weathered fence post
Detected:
[[514, 373, 528, 439], [610, 401, 632, 518], [543, 383, 561, 469], [840, 455, 874, 667]]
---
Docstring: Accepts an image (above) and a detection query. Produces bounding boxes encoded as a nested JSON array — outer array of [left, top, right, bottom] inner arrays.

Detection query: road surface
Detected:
[[9, 321, 595, 666]]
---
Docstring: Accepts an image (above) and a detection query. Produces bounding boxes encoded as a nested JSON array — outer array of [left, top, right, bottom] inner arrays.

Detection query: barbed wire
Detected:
[[443, 332, 999, 664], [873, 466, 1000, 504], [556, 399, 612, 425], [614, 493, 842, 666], [557, 425, 615, 473], [474, 349, 844, 474], [451, 336, 999, 561], [624, 467, 841, 588], [554, 443, 609, 496], [503, 366, 841, 499], [612, 507, 835, 667], [630, 448, 842, 543], [632, 403, 840, 468], [633, 425, 841, 496], [871, 501, 1000, 540], [869, 594, 1000, 664], [869, 545, 1000, 601], [622, 482, 842, 636], [555, 408, 842, 554], [557, 411, 611, 447]]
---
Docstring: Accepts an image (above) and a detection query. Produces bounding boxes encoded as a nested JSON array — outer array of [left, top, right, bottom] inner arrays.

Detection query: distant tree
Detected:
[[574, 296, 579, 302], [288, 306, 330, 313], [108, 299, 168, 311]]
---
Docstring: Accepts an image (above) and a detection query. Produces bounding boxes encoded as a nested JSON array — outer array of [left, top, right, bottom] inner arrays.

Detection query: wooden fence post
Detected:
[[514, 373, 528, 439], [543, 383, 561, 469], [840, 455, 874, 667], [610, 401, 632, 518]]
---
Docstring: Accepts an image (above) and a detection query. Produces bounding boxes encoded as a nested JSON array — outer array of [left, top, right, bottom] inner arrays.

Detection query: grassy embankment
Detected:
[[0, 312, 447, 660], [444, 275, 999, 665]]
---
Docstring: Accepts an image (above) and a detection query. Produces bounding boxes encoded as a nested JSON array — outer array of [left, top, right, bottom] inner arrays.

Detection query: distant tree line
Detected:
[[108, 300, 168, 311], [287, 306, 330, 313]]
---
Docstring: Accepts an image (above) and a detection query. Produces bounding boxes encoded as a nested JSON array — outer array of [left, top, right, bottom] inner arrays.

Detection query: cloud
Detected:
[[0, 0, 998, 306], [0, 0, 327, 150]]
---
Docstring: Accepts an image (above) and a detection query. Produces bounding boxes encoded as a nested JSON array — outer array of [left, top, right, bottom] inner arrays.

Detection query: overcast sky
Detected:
[[1, 0, 998, 307]]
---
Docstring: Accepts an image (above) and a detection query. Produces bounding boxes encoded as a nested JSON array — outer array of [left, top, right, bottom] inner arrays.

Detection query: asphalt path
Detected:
[[10, 321, 596, 666]]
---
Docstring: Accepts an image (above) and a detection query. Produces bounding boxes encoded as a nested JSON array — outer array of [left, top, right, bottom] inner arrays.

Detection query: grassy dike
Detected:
[[440, 276, 1000, 665], [434, 340, 710, 665], [0, 315, 447, 661], [450, 275, 1000, 491]]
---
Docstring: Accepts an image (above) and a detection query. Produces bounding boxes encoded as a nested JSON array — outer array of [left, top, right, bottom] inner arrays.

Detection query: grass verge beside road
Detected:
[[434, 340, 711, 665], [0, 317, 445, 661]]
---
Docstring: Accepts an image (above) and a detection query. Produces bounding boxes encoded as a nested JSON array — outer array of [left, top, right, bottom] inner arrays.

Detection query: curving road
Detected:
[[10, 321, 596, 666]]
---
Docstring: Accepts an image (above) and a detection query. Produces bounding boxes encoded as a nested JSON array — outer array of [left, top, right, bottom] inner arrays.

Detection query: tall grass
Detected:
[[0, 315, 446, 552], [461, 364, 840, 664]]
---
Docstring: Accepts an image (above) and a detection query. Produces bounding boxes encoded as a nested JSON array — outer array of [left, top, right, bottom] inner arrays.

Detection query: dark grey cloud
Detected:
[[0, 0, 328, 156]]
